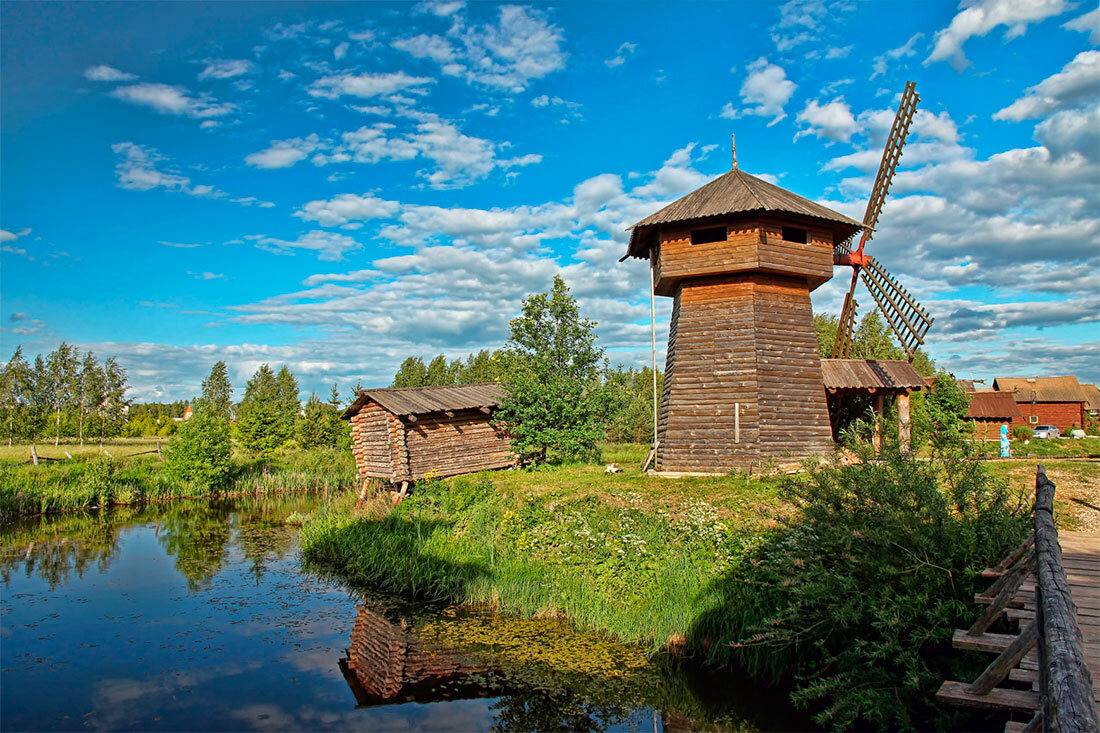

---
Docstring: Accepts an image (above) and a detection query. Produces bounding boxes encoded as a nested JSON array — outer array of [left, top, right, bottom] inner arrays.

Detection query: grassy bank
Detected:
[[0, 448, 357, 519], [299, 449, 1033, 729]]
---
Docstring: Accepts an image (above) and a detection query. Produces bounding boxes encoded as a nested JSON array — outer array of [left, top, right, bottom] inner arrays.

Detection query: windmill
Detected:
[[831, 81, 934, 360]]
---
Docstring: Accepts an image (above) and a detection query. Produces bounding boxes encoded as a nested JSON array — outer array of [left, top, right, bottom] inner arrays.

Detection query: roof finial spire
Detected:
[[731, 133, 738, 170]]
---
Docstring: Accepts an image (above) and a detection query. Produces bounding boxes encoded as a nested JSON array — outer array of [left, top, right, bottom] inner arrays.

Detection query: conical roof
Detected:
[[625, 167, 864, 258]]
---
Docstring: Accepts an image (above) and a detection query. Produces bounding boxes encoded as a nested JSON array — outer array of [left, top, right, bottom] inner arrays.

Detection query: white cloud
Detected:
[[333, 42, 350, 60], [189, 271, 225, 280], [721, 58, 797, 126], [84, 65, 137, 82], [605, 42, 638, 68], [870, 33, 924, 79], [308, 71, 435, 99], [795, 98, 859, 143], [993, 51, 1100, 120], [113, 143, 272, 207], [0, 229, 17, 243], [110, 82, 235, 118], [245, 135, 325, 169], [295, 194, 401, 227], [246, 230, 362, 261], [198, 59, 256, 80], [1063, 6, 1100, 44], [392, 5, 566, 92], [416, 0, 465, 15], [926, 0, 1071, 71]]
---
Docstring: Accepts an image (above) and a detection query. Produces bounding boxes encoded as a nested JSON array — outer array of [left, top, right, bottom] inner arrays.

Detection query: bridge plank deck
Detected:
[[1058, 530, 1100, 706]]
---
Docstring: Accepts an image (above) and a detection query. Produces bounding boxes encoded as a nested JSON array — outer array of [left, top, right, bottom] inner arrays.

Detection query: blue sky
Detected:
[[2, 0, 1098, 402]]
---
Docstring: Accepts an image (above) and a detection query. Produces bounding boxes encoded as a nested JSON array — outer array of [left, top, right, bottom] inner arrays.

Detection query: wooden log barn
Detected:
[[965, 391, 1025, 440], [342, 383, 514, 491]]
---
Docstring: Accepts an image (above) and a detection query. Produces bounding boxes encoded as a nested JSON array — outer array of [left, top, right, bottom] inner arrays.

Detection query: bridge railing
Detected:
[[936, 465, 1098, 733]]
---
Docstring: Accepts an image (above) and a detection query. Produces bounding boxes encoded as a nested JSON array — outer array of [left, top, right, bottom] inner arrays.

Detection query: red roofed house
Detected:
[[964, 391, 1023, 440], [992, 376, 1087, 432], [1081, 384, 1100, 423]]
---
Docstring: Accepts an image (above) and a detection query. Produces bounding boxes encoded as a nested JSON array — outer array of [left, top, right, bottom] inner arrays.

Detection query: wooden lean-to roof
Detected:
[[625, 167, 865, 259], [965, 391, 1024, 420], [820, 358, 929, 393], [992, 376, 1087, 404], [342, 382, 505, 420]]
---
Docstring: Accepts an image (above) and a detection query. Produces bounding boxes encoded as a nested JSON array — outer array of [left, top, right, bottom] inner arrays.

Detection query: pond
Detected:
[[0, 495, 804, 731]]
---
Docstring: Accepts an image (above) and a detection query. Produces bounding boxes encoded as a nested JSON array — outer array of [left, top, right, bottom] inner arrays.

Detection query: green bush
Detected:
[[164, 410, 233, 488], [689, 451, 1029, 730], [1013, 424, 1032, 441]]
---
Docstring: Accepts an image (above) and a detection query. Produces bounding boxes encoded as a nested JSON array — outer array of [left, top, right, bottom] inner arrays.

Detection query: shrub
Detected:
[[1013, 424, 1032, 441], [164, 410, 233, 488], [689, 451, 1029, 730]]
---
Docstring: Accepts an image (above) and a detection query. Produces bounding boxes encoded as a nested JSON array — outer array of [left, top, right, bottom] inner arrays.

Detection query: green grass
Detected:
[[0, 437, 166, 463], [0, 448, 357, 519], [300, 457, 785, 649]]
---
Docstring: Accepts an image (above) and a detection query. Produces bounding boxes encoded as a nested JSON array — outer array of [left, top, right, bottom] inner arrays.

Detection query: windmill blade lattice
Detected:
[[859, 256, 934, 358]]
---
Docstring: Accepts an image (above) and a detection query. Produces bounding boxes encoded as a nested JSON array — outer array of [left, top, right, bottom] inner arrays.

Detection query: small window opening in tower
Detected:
[[690, 226, 726, 245], [782, 226, 808, 243]]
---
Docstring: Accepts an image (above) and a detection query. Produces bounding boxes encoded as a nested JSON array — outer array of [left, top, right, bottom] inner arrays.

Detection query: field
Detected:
[[0, 437, 166, 463]]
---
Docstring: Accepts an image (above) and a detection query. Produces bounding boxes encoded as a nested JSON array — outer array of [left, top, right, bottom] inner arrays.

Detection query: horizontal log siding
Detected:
[[655, 272, 832, 472], [971, 418, 1012, 440], [654, 217, 834, 296], [349, 403, 395, 480], [402, 410, 514, 480], [753, 277, 834, 454]]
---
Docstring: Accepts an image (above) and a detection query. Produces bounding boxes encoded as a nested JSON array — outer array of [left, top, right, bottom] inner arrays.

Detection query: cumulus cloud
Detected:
[[993, 51, 1100, 120], [720, 58, 796, 126], [795, 98, 859, 143], [110, 82, 235, 119], [308, 71, 435, 99], [198, 58, 256, 80], [926, 0, 1071, 71], [84, 64, 137, 82], [391, 5, 566, 92], [605, 42, 638, 68], [245, 230, 363, 261], [1063, 6, 1100, 44], [112, 143, 272, 206], [870, 33, 924, 79], [245, 135, 325, 169]]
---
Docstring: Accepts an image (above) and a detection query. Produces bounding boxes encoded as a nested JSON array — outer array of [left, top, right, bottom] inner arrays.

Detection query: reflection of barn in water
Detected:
[[339, 603, 492, 707]]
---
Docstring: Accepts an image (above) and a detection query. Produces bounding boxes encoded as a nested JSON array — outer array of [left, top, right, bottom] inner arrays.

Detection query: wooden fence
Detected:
[[937, 465, 1099, 732]]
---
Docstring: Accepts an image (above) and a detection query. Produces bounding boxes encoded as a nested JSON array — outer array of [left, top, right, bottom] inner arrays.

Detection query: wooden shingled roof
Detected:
[[342, 382, 505, 419], [965, 391, 1023, 420], [1082, 384, 1100, 412], [625, 167, 865, 258], [992, 376, 1087, 404], [820, 358, 929, 393]]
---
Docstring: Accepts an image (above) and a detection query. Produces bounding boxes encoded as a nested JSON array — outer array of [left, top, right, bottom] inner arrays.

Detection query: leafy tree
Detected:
[[199, 361, 234, 419], [46, 342, 79, 445], [76, 351, 104, 446], [495, 275, 614, 464], [391, 357, 428, 388], [236, 364, 284, 456], [297, 392, 334, 448], [274, 365, 300, 444], [918, 370, 972, 453], [100, 357, 129, 441], [165, 362, 235, 488], [606, 366, 663, 443], [1, 347, 32, 445], [28, 355, 50, 443]]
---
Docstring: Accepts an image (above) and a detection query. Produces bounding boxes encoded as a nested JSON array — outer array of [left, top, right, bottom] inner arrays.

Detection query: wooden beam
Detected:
[[936, 681, 1038, 712], [969, 619, 1038, 695], [897, 392, 911, 453]]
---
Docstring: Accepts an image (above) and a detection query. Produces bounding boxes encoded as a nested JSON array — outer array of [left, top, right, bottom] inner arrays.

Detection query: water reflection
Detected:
[[1, 495, 801, 732]]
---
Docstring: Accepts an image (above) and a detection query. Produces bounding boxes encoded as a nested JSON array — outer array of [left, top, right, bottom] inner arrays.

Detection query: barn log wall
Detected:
[[655, 272, 832, 472], [403, 410, 514, 479], [971, 418, 1012, 441], [349, 403, 394, 481], [1012, 402, 1086, 431]]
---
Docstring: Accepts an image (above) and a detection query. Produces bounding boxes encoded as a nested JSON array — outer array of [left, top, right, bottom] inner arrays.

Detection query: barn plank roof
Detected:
[[992, 376, 1087, 404], [820, 359, 929, 392], [342, 382, 505, 419], [625, 168, 864, 258], [965, 391, 1023, 420]]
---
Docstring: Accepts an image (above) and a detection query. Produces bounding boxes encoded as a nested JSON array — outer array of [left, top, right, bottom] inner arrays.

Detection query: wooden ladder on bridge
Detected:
[[937, 465, 1099, 733]]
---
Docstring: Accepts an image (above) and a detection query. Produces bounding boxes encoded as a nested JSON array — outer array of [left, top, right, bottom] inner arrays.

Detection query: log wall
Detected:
[[349, 403, 396, 480], [655, 272, 833, 472], [654, 217, 834, 296], [403, 410, 515, 479]]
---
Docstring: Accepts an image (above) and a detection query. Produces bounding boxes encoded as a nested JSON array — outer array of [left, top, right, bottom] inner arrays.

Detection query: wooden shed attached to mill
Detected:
[[624, 158, 865, 473], [342, 383, 514, 487]]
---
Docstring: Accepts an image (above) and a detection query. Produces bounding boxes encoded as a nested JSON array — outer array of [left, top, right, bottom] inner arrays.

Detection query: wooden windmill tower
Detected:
[[624, 83, 930, 473]]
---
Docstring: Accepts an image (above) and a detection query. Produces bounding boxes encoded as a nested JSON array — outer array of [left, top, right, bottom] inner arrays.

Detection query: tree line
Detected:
[[1, 344, 129, 446]]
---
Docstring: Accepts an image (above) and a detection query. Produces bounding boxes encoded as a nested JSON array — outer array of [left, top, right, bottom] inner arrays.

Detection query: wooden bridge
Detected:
[[938, 465, 1099, 732]]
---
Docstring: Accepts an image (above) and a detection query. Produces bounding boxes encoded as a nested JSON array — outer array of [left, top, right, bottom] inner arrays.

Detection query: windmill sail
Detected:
[[832, 81, 930, 360]]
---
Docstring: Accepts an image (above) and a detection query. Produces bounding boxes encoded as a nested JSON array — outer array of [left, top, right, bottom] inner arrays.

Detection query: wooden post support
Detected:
[[897, 392, 911, 453], [969, 619, 1039, 695], [873, 394, 885, 454], [103, 449, 113, 458], [157, 441, 162, 458], [64, 451, 73, 460], [30, 445, 38, 466]]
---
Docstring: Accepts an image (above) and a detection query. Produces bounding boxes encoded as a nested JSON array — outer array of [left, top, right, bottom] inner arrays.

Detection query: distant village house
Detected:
[[992, 376, 1088, 431]]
